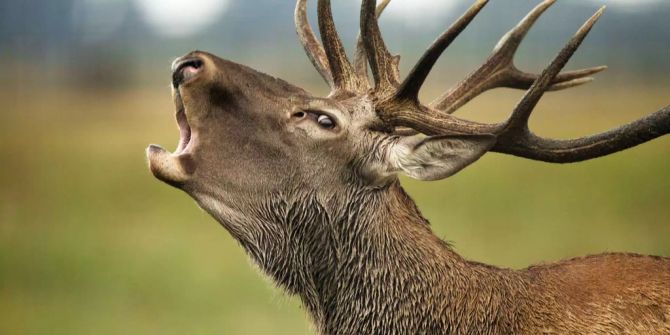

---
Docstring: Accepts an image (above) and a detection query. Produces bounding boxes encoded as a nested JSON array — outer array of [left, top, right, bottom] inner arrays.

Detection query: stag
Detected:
[[147, 0, 670, 333]]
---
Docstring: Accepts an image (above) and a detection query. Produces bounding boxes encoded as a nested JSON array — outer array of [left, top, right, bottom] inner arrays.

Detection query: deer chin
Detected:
[[146, 95, 197, 187]]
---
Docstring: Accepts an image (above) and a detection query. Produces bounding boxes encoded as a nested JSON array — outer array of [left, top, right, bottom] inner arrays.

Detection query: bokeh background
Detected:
[[1, 0, 669, 334]]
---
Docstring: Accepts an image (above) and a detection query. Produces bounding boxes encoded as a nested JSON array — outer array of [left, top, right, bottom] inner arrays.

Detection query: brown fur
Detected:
[[146, 2, 670, 333]]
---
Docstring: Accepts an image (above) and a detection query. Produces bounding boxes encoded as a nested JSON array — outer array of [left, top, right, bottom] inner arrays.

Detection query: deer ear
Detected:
[[389, 134, 496, 181]]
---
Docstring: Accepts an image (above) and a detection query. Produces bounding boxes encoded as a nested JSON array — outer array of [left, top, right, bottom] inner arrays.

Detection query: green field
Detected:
[[1, 83, 669, 334]]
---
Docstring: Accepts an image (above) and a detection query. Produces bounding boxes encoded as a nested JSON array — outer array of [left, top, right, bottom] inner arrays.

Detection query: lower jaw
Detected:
[[146, 145, 192, 186]]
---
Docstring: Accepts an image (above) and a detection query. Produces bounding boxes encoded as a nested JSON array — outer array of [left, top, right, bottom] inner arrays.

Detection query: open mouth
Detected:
[[145, 91, 195, 185], [146, 54, 205, 185], [174, 93, 192, 154]]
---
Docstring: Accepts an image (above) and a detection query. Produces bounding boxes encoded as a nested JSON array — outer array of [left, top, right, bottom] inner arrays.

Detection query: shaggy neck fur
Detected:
[[226, 181, 533, 335]]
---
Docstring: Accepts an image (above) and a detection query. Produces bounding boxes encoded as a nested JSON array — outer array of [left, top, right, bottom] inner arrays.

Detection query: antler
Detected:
[[393, 0, 489, 105], [295, 0, 332, 87], [377, 4, 670, 163], [354, 0, 393, 84], [430, 0, 607, 114], [295, 0, 365, 96], [490, 7, 670, 162], [296, 0, 669, 163], [360, 0, 401, 95]]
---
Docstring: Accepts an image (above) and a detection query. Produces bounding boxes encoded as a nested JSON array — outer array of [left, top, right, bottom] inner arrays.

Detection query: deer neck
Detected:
[[214, 181, 527, 334]]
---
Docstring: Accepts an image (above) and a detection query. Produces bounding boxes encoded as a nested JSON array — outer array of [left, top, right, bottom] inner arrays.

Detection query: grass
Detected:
[[1, 82, 668, 334]]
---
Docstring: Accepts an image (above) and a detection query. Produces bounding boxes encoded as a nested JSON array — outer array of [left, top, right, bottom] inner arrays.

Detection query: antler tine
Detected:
[[492, 6, 670, 163], [502, 7, 605, 132], [430, 0, 606, 114], [318, 0, 365, 95], [373, 3, 668, 162], [511, 66, 607, 91], [295, 0, 333, 87], [393, 0, 489, 104], [354, 0, 392, 83], [361, 0, 401, 95]]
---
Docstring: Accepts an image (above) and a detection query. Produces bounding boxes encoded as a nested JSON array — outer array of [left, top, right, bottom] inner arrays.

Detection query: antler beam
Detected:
[[491, 7, 670, 162], [297, 0, 669, 163], [493, 108, 670, 163], [379, 5, 670, 163]]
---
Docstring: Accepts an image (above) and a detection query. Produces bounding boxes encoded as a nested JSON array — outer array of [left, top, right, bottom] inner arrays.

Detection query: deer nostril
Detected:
[[172, 58, 204, 87]]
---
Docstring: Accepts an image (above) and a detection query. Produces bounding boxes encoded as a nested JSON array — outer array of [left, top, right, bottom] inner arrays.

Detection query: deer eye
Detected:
[[317, 114, 335, 129]]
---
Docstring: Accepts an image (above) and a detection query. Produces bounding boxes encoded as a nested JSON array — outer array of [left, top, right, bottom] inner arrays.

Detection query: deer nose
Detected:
[[172, 56, 204, 87]]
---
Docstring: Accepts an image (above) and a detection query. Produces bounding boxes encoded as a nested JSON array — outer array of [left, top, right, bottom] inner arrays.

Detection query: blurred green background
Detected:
[[1, 0, 669, 334]]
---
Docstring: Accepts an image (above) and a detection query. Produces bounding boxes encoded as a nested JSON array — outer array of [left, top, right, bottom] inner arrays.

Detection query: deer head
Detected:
[[146, 0, 670, 330], [148, 0, 668, 212]]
